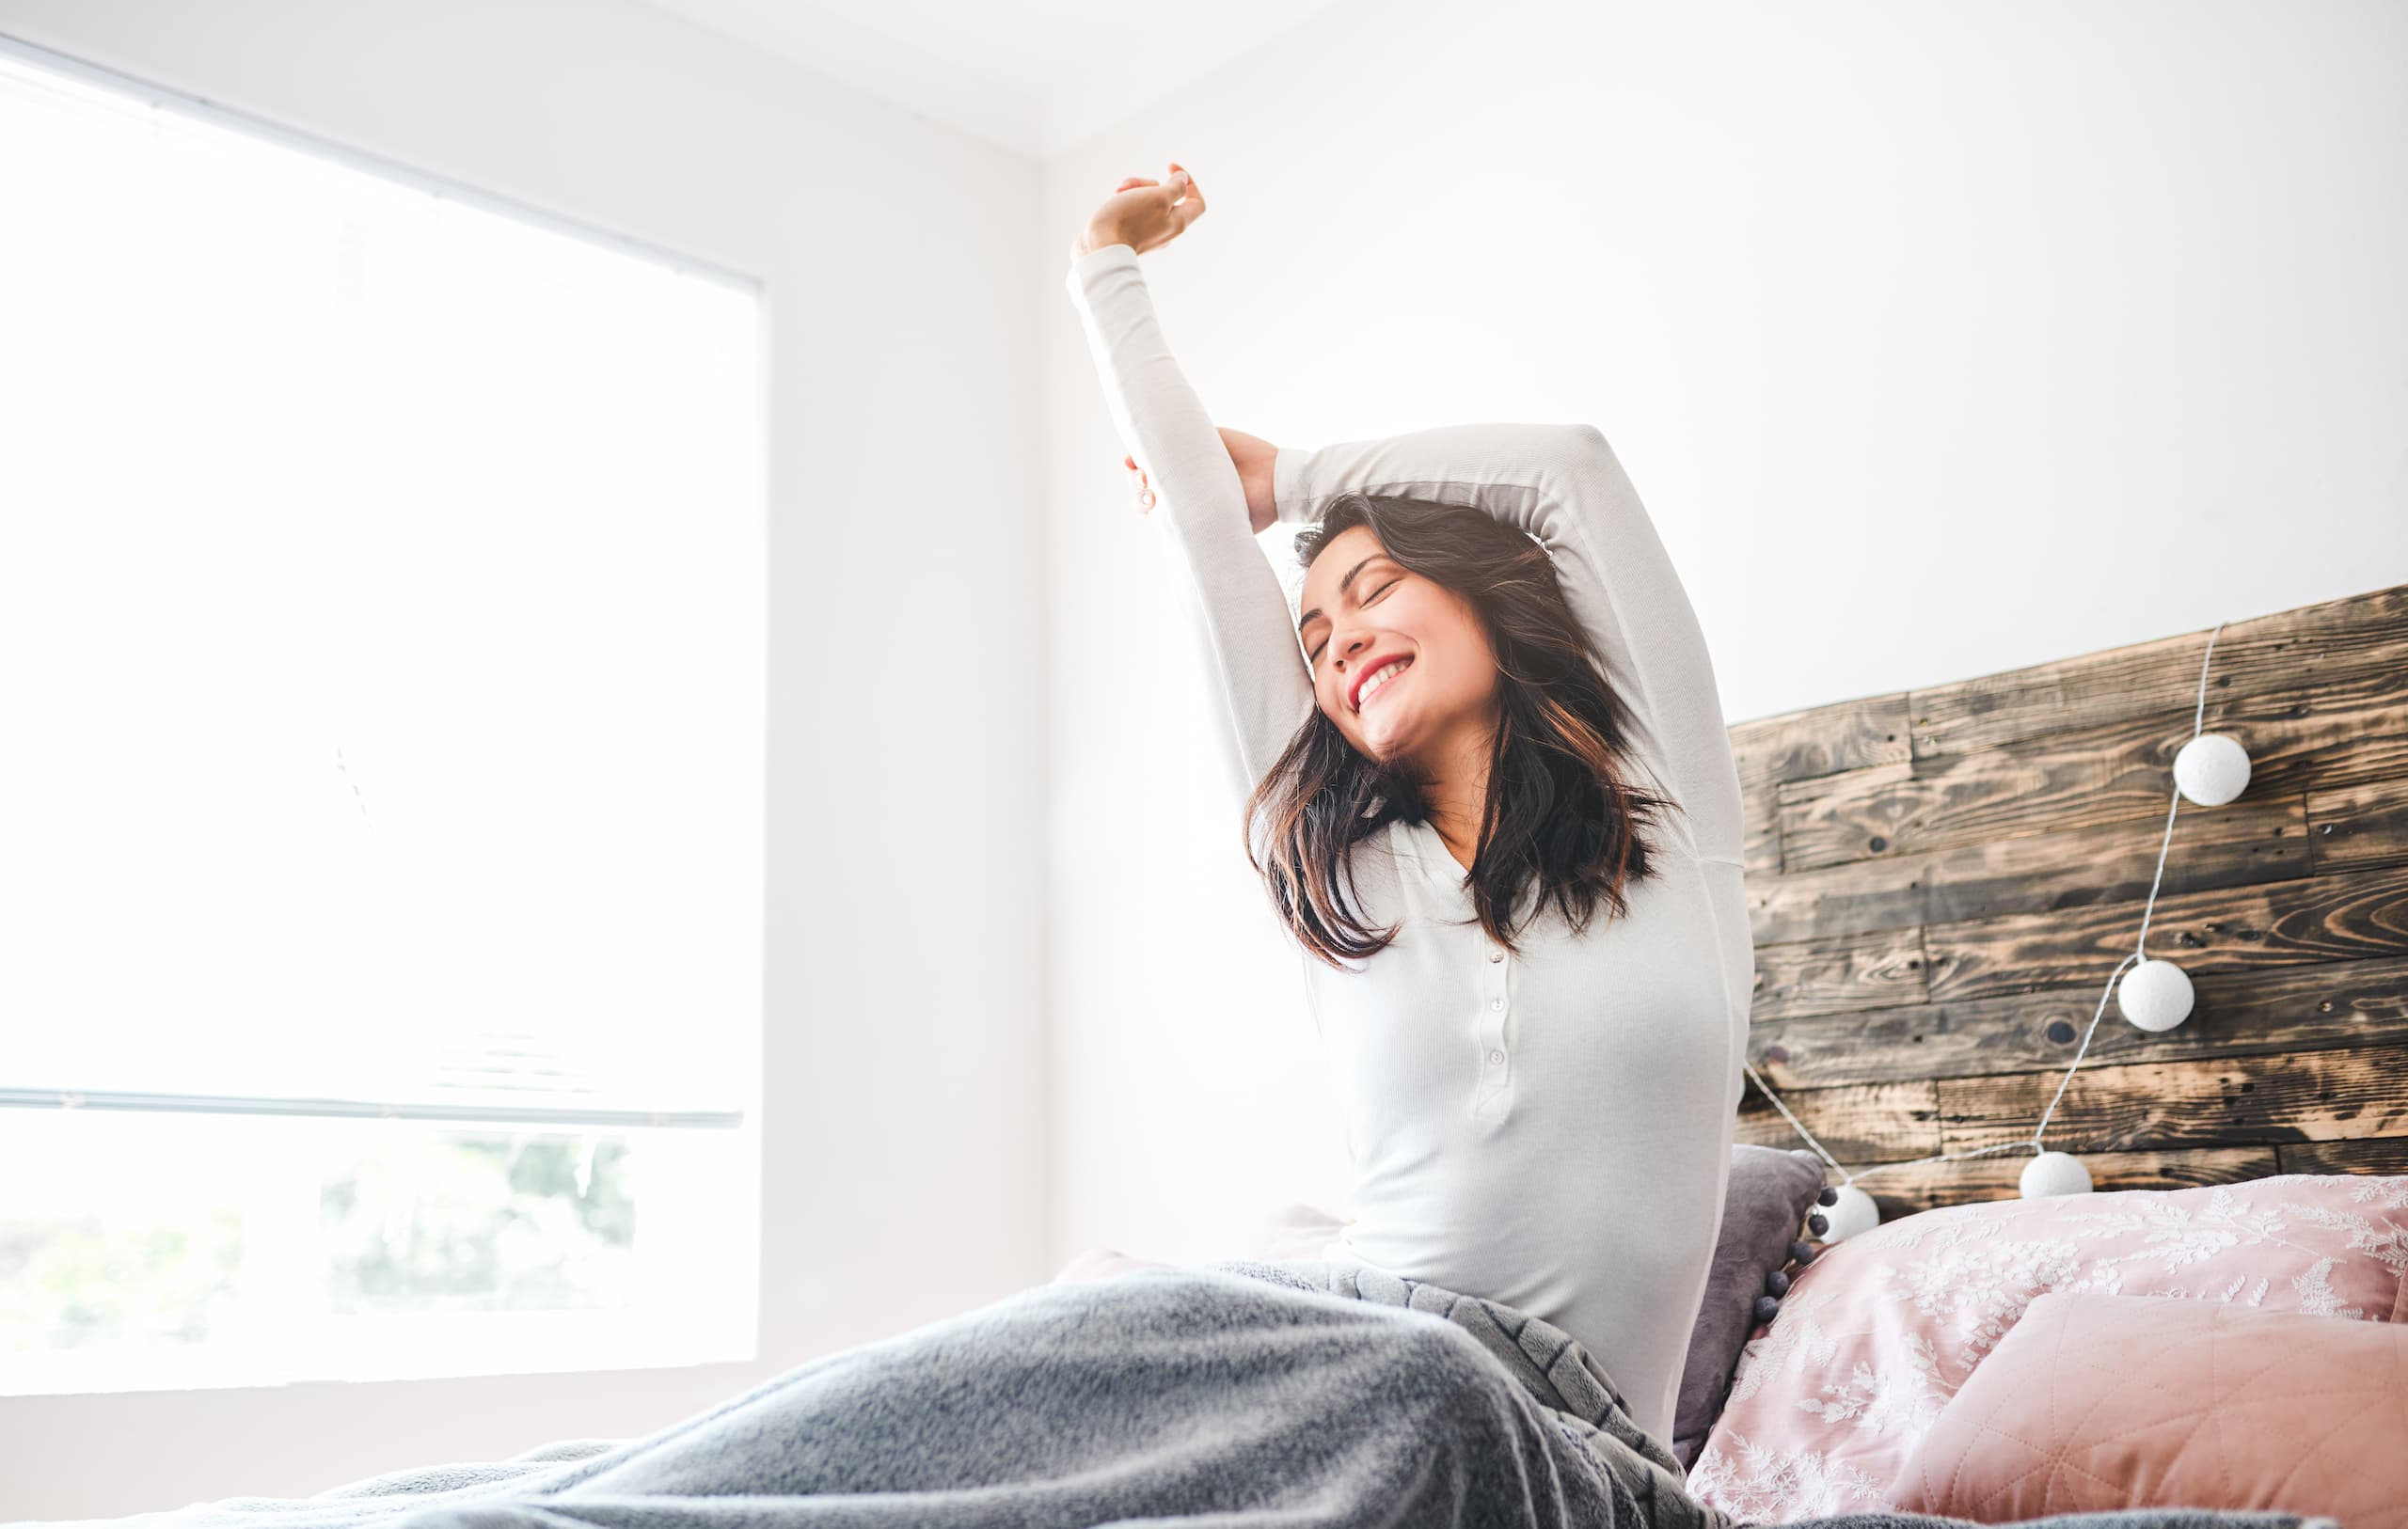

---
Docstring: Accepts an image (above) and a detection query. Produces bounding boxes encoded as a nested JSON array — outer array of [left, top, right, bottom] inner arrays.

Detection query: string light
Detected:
[[1745, 622, 2246, 1239]]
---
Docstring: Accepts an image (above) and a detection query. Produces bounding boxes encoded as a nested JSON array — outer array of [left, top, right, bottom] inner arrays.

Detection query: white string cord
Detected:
[[1744, 620, 2229, 1193]]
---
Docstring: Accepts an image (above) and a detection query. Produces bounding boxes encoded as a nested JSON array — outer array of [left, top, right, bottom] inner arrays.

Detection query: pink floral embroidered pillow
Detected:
[[1686, 1173, 2408, 1523]]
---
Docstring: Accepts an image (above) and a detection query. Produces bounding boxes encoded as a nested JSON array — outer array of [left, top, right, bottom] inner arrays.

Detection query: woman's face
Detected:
[[1297, 525, 1498, 764]]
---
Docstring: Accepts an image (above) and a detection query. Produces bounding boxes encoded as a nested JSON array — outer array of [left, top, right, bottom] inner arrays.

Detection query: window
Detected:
[[0, 35, 767, 1395]]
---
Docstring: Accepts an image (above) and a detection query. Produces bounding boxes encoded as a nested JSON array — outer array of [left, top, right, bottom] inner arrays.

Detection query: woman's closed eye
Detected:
[[1308, 579, 1399, 663]]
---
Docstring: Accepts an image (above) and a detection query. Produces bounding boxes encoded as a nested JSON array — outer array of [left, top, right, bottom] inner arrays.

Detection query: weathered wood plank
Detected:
[[1744, 794, 2308, 947], [2311, 778, 2408, 871], [1727, 694, 1913, 791], [1908, 586, 2408, 760], [1924, 862, 2408, 1005], [1747, 953, 2408, 1090], [1842, 1144, 2282, 1221], [1746, 859, 2408, 1027], [2276, 1136, 2408, 1174], [1780, 684, 2408, 873], [1734, 1079, 1939, 1162], [1747, 923, 1929, 1023], [1935, 1041, 2408, 1153], [1726, 697, 1914, 874]]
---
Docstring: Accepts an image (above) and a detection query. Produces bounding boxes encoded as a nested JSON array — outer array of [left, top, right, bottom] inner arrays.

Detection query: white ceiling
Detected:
[[636, 0, 1348, 160]]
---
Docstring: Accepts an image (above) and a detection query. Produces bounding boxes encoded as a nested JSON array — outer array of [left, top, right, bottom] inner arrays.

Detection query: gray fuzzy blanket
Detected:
[[14, 1259, 2347, 1529]]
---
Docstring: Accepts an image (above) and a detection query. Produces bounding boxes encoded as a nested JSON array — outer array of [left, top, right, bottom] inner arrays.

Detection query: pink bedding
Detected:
[[1052, 1202, 1347, 1285], [1883, 1289, 2407, 1527], [1686, 1173, 2408, 1521]]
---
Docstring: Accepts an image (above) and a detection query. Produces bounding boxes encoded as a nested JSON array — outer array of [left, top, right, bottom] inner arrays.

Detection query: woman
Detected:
[[1064, 163, 1756, 1454]]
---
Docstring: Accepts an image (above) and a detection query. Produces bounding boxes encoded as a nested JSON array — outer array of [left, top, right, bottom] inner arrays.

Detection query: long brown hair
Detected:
[[1244, 492, 1683, 970]]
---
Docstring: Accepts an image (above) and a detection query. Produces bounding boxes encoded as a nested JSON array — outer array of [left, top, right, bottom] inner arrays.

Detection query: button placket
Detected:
[[1474, 939, 1511, 1110]]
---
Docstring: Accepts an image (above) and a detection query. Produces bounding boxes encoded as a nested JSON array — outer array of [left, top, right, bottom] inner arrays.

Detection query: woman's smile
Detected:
[[1357, 655, 1414, 709]]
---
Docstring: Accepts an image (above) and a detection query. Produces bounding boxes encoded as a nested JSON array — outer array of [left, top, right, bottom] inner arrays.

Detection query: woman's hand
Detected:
[[1071, 161, 1207, 261], [1126, 425, 1278, 535]]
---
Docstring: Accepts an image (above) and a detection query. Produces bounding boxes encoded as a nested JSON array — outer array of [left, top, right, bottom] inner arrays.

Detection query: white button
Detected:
[[1489, 997, 1503, 1011], [1489, 951, 1503, 963], [1487, 1048, 1505, 1064]]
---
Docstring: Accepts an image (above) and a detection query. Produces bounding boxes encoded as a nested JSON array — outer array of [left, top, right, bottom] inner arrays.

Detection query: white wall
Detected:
[[5, 0, 2404, 1519], [0, 0, 1052, 1519], [1044, 0, 2408, 1269]]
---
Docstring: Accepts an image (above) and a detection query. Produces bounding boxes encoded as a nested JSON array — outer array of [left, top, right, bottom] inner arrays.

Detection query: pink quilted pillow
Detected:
[[1884, 1290, 2405, 1527], [1687, 1173, 2408, 1522]]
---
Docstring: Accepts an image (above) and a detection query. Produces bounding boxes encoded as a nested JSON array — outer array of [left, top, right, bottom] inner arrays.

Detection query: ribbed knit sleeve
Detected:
[[1270, 424, 1745, 867], [1062, 243, 1315, 826]]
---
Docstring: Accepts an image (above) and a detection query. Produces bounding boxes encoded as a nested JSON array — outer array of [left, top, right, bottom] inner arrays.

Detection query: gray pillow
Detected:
[[1670, 1144, 1834, 1471]]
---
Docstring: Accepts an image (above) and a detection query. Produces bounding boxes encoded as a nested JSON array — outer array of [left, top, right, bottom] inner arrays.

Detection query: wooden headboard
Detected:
[[1723, 582, 2408, 1222]]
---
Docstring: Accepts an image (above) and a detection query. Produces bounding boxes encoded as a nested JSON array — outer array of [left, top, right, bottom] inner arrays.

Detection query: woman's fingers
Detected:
[[1123, 454, 1153, 513], [1079, 163, 1199, 258], [1166, 162, 1204, 222]]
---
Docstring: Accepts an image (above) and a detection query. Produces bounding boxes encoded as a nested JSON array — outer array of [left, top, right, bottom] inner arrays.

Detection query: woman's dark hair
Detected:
[[1244, 492, 1683, 970]]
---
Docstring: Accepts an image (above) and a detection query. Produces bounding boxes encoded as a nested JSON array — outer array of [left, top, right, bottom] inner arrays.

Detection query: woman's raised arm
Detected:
[[1268, 423, 1744, 867], [1062, 239, 1315, 843]]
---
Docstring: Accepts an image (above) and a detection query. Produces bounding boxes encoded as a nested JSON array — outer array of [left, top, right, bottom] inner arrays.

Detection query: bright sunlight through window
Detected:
[[0, 37, 767, 1395]]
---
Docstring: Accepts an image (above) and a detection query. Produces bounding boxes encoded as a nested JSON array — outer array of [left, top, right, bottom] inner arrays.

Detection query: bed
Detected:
[[1689, 577, 2408, 1525], [24, 584, 2401, 1529], [1067, 578, 2408, 1527]]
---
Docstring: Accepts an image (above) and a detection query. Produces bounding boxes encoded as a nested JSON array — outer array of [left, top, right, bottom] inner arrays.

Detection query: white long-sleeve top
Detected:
[[1064, 240, 1754, 1451]]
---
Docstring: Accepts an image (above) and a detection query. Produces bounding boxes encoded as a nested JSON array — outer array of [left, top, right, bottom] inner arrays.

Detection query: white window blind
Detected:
[[0, 34, 767, 1391]]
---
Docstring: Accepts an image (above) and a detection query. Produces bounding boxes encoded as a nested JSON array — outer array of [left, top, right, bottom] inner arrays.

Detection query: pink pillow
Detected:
[[1050, 1246, 1175, 1284], [1215, 1201, 1354, 1262], [1884, 1290, 2404, 1527], [1687, 1173, 2408, 1522], [1050, 1202, 1348, 1285]]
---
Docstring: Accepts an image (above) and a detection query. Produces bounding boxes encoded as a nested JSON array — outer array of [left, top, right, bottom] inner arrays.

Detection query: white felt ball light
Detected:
[[2174, 733, 2251, 806], [2116, 957, 2194, 1032], [1816, 1183, 1882, 1242], [2020, 1149, 2094, 1198]]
